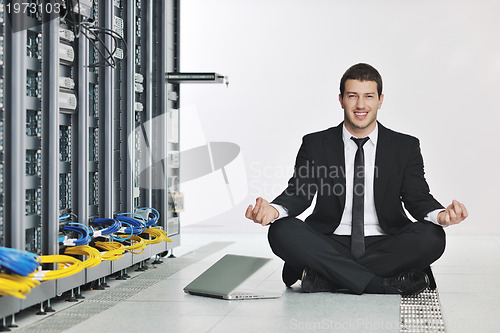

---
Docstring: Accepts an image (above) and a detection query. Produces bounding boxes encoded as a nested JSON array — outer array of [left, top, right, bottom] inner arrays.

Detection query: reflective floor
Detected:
[[14, 227, 500, 333]]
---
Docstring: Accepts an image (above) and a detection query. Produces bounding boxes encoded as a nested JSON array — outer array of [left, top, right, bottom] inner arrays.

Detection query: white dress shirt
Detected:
[[271, 124, 443, 234]]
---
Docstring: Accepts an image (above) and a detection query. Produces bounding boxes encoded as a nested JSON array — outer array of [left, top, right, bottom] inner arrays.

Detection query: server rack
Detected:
[[0, 0, 181, 320]]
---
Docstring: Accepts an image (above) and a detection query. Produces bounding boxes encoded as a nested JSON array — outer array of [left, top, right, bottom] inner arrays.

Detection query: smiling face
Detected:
[[339, 79, 384, 137]]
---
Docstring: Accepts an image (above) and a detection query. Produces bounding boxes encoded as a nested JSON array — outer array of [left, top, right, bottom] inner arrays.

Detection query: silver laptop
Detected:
[[184, 254, 282, 300]]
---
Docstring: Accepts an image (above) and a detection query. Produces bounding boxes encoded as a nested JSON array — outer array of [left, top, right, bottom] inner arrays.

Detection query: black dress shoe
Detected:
[[282, 263, 301, 287], [301, 267, 338, 293], [383, 269, 430, 295]]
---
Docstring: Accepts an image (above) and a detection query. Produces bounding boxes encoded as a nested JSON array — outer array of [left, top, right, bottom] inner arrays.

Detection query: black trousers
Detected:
[[267, 217, 446, 294]]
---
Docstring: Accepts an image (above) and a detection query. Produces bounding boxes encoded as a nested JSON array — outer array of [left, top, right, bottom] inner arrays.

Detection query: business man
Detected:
[[245, 63, 468, 295]]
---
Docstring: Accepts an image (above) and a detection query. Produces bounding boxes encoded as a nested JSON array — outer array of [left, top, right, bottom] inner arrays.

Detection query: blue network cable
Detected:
[[108, 220, 134, 242], [136, 207, 160, 227], [0, 247, 40, 276], [115, 213, 147, 235], [59, 214, 71, 220], [61, 223, 92, 246], [91, 218, 122, 237]]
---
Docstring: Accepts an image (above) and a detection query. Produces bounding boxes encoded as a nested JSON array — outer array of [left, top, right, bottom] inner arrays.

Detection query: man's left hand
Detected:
[[437, 200, 468, 226]]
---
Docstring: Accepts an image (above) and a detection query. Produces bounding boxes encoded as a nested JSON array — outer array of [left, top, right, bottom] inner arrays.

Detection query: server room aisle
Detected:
[[15, 230, 500, 333]]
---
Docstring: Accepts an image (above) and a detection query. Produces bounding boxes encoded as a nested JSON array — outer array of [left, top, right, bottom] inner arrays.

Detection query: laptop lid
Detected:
[[183, 254, 271, 298]]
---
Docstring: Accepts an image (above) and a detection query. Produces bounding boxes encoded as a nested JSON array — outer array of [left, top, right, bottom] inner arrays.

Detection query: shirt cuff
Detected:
[[270, 204, 288, 222], [424, 208, 446, 227]]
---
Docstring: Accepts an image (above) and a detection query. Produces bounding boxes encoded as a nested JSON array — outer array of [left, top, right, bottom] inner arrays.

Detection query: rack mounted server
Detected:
[[0, 0, 181, 321]]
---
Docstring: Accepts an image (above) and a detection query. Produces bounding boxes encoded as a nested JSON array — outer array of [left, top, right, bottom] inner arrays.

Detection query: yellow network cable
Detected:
[[118, 235, 147, 254], [0, 273, 40, 299], [94, 241, 125, 261], [64, 245, 103, 268], [142, 228, 172, 244], [32, 255, 84, 281]]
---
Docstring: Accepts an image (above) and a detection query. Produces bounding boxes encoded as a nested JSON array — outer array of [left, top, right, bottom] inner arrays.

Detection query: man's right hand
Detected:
[[245, 197, 279, 226]]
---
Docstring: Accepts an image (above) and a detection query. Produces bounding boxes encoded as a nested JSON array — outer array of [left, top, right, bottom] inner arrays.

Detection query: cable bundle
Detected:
[[136, 207, 160, 227], [0, 247, 40, 276], [93, 241, 125, 261], [141, 228, 172, 245], [64, 245, 102, 268], [32, 255, 84, 281], [61, 223, 92, 246], [118, 235, 147, 255], [115, 213, 146, 235], [0, 273, 40, 299], [91, 218, 122, 237], [61, 0, 127, 68]]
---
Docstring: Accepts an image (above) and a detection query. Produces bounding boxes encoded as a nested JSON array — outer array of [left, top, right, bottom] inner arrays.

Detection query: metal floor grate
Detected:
[[400, 288, 446, 332]]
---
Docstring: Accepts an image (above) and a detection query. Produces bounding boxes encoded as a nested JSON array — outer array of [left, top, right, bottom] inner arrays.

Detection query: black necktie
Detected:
[[351, 137, 369, 259]]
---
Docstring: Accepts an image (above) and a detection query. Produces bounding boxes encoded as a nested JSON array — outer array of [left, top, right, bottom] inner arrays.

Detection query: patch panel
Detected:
[[0, 77, 4, 108], [0, 120, 4, 150], [59, 173, 72, 210], [89, 171, 98, 206], [0, 3, 4, 23], [0, 36, 4, 66], [134, 159, 140, 187], [60, 125, 72, 162], [89, 83, 99, 117], [90, 0, 98, 21], [89, 33, 99, 72], [26, 109, 42, 137], [27, 31, 42, 59], [0, 162, 3, 189], [89, 128, 99, 161], [135, 45, 141, 65], [25, 188, 41, 216], [26, 149, 42, 176], [136, 17, 141, 37], [27, 70, 42, 98], [25, 226, 41, 254]]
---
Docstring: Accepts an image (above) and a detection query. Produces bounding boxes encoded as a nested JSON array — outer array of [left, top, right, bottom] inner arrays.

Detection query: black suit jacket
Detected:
[[272, 122, 444, 235]]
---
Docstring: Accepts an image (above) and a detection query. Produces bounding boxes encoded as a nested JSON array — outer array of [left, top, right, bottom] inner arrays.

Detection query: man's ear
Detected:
[[378, 94, 384, 109], [339, 94, 344, 108]]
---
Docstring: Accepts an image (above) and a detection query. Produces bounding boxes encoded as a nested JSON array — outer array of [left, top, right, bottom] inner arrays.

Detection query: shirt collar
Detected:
[[342, 122, 378, 147]]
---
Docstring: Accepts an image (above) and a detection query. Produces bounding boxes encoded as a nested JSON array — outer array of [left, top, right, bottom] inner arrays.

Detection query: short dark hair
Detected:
[[340, 63, 383, 98]]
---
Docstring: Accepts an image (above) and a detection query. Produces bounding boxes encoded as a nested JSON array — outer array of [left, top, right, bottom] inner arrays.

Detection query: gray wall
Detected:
[[180, 0, 500, 235]]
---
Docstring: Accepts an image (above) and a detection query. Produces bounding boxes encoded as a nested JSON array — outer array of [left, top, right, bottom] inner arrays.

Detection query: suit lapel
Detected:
[[323, 123, 346, 210], [374, 122, 394, 215]]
